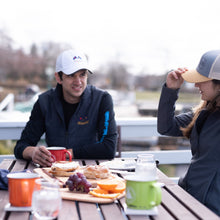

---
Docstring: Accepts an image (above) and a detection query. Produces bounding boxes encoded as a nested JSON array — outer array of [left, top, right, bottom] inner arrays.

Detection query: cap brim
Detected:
[[63, 68, 93, 75], [70, 68, 93, 75], [182, 70, 212, 83]]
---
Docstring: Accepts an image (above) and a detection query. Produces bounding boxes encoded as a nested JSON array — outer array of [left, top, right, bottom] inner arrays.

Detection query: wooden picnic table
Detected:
[[0, 158, 219, 220]]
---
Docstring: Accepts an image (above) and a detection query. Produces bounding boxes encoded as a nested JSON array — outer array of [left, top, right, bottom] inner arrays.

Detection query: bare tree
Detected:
[[105, 61, 131, 90]]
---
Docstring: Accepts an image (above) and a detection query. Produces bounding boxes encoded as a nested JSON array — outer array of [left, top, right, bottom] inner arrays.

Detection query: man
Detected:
[[14, 49, 117, 167]]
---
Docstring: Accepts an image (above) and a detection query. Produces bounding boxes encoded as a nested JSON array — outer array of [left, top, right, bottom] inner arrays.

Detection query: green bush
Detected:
[[0, 141, 15, 155], [158, 164, 176, 177]]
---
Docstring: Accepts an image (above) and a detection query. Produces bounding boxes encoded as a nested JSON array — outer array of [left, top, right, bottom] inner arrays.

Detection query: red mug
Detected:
[[47, 147, 72, 162], [7, 172, 40, 207]]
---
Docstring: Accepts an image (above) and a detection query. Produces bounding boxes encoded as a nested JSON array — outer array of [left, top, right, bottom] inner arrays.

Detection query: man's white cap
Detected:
[[55, 49, 92, 75]]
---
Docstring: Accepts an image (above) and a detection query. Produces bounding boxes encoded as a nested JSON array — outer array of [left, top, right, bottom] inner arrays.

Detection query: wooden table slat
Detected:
[[153, 205, 176, 220], [83, 160, 98, 166], [129, 215, 150, 220], [0, 191, 9, 219], [11, 159, 27, 172], [97, 159, 110, 164], [78, 202, 101, 220], [100, 202, 125, 220], [59, 200, 79, 220], [27, 162, 37, 171], [165, 185, 220, 220], [8, 212, 30, 220], [161, 188, 198, 220], [0, 158, 15, 170]]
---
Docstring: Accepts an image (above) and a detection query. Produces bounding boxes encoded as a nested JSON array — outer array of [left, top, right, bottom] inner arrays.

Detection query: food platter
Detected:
[[33, 167, 125, 204]]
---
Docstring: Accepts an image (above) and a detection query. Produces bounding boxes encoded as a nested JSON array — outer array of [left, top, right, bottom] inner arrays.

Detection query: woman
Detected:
[[157, 50, 220, 216]]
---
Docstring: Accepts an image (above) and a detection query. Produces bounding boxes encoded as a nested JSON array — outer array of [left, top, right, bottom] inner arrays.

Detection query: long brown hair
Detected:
[[181, 80, 220, 138]]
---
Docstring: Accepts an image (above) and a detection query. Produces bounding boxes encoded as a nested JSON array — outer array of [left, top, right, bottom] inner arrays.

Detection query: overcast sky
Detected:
[[1, 0, 220, 75]]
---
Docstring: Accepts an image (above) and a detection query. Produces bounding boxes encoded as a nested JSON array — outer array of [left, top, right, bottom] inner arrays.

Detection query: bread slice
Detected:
[[83, 165, 110, 179], [50, 161, 80, 177], [50, 170, 76, 177]]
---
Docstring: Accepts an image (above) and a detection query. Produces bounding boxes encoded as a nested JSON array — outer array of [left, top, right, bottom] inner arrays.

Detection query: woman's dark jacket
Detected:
[[14, 84, 117, 159], [157, 84, 220, 216]]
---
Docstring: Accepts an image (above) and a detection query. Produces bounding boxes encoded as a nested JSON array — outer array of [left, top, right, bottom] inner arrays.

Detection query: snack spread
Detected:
[[48, 162, 125, 199]]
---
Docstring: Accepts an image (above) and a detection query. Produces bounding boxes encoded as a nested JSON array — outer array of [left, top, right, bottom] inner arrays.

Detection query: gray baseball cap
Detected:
[[182, 50, 220, 83]]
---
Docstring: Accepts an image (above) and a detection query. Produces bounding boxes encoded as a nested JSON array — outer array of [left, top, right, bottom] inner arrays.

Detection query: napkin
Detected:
[[0, 169, 9, 190], [0, 169, 32, 190]]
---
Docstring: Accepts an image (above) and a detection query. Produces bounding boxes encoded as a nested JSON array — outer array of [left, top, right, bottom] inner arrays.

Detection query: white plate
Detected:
[[101, 160, 136, 170], [4, 203, 32, 212]]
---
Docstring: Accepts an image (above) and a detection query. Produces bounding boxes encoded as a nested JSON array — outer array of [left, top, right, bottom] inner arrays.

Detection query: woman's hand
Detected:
[[166, 68, 188, 89]]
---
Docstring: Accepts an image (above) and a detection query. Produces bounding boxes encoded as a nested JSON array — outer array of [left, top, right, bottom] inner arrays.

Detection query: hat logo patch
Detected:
[[73, 56, 82, 61]]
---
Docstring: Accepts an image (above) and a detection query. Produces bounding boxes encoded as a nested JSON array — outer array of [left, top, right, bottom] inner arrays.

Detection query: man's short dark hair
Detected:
[[58, 71, 63, 80]]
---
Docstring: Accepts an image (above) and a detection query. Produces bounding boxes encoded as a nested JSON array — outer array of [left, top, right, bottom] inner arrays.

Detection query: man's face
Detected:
[[56, 69, 88, 104]]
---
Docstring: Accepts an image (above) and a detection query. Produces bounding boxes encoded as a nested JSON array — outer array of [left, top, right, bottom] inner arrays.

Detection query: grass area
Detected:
[[136, 90, 200, 104], [0, 141, 15, 154], [136, 91, 161, 101], [158, 164, 176, 177]]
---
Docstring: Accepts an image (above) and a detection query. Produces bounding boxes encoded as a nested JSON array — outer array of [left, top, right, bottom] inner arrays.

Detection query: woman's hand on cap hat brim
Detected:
[[166, 67, 188, 89]]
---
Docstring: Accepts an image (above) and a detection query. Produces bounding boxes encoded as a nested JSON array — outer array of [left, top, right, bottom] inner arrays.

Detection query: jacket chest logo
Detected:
[[77, 116, 89, 125]]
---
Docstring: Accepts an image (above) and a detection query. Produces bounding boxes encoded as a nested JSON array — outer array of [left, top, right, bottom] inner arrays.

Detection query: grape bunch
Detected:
[[66, 172, 92, 193]]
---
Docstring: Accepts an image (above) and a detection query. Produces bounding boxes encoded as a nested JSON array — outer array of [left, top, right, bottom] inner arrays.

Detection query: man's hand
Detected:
[[23, 146, 54, 167]]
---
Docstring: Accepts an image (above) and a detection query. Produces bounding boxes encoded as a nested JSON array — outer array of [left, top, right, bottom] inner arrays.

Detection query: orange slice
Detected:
[[97, 179, 119, 191], [89, 190, 120, 199], [109, 180, 126, 193], [92, 187, 109, 194]]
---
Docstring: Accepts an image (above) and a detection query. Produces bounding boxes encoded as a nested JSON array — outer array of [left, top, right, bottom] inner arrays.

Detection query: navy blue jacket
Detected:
[[14, 84, 117, 159], [157, 84, 220, 216]]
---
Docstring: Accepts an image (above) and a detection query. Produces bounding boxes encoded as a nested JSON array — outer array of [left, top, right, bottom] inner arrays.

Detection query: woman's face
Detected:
[[195, 81, 220, 102]]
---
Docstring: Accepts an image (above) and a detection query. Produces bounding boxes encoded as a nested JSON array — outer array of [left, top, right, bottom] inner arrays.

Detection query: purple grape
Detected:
[[70, 174, 78, 182], [85, 182, 92, 188], [66, 173, 91, 193], [81, 178, 87, 185], [77, 172, 84, 178], [84, 187, 90, 193], [76, 177, 82, 184]]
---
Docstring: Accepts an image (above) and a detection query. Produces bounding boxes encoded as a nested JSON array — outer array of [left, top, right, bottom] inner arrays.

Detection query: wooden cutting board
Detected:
[[34, 168, 125, 204], [60, 188, 125, 203]]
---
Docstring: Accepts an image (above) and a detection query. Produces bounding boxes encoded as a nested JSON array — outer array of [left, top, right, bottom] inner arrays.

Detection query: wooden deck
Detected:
[[0, 158, 219, 220]]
